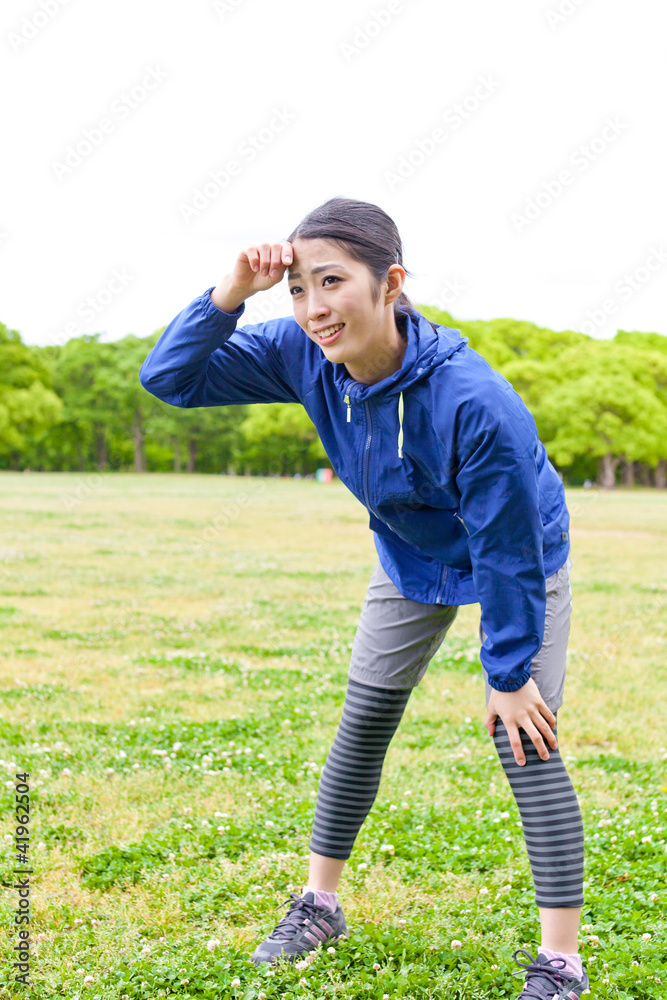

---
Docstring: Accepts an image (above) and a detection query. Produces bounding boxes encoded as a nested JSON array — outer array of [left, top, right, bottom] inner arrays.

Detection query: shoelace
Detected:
[[266, 893, 328, 942], [513, 949, 575, 999]]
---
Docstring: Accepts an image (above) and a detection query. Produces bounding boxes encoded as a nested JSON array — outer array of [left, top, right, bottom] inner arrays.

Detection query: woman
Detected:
[[139, 197, 588, 998]]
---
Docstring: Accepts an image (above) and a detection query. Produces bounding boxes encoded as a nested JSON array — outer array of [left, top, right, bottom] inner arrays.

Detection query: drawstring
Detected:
[[342, 390, 405, 459]]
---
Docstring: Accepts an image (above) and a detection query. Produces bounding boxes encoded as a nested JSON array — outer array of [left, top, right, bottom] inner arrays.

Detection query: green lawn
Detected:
[[0, 472, 665, 999]]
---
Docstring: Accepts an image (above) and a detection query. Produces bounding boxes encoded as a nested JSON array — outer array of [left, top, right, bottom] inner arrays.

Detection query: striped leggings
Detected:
[[309, 677, 585, 908]]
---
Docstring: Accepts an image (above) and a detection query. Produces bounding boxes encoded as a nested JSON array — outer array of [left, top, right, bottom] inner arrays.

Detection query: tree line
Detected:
[[1, 306, 665, 488]]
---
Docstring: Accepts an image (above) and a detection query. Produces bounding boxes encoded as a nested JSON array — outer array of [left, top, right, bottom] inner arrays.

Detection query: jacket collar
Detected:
[[328, 310, 467, 401]]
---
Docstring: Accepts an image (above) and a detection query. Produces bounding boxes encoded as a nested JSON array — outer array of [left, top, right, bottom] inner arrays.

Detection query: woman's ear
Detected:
[[384, 264, 406, 305]]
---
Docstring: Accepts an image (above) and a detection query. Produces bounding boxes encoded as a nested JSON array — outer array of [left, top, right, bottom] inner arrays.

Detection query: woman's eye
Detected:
[[289, 275, 339, 296]]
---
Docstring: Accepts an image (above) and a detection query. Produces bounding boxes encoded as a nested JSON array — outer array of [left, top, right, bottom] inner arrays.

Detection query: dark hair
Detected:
[[285, 196, 420, 330]]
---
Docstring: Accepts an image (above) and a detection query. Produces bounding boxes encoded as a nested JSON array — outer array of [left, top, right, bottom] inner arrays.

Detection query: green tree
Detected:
[[0, 323, 63, 468], [234, 403, 328, 475]]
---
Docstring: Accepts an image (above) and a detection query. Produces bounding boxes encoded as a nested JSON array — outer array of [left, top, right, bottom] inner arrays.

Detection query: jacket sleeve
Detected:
[[453, 381, 546, 693], [139, 286, 301, 407]]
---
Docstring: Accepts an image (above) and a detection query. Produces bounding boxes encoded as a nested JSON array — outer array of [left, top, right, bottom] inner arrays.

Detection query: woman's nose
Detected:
[[307, 296, 329, 320]]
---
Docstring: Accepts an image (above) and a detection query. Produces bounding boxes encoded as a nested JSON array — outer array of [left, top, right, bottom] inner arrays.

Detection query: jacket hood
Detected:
[[329, 310, 468, 401]]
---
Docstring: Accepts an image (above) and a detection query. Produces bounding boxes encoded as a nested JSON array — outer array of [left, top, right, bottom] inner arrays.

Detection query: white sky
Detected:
[[1, 0, 665, 347]]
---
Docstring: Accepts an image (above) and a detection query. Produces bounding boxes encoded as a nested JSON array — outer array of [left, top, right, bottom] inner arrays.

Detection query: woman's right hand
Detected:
[[211, 241, 293, 312]]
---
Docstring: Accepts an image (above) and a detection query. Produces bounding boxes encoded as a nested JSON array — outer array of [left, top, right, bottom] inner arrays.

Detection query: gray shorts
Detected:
[[348, 555, 572, 714]]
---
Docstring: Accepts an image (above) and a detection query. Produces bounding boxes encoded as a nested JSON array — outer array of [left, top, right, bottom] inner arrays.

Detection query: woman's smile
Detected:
[[313, 322, 345, 346]]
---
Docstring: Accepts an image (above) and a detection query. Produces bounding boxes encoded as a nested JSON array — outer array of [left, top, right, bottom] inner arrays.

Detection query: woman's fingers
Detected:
[[534, 709, 559, 751], [522, 720, 551, 761], [258, 242, 271, 275], [244, 241, 292, 277], [505, 721, 526, 766], [269, 242, 284, 277], [244, 245, 260, 272]]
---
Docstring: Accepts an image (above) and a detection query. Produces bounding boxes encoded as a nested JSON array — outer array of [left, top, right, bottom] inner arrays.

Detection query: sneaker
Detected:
[[251, 890, 348, 965], [512, 949, 589, 999]]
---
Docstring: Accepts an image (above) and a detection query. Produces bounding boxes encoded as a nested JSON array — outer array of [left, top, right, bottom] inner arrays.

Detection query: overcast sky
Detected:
[[1, 0, 665, 348]]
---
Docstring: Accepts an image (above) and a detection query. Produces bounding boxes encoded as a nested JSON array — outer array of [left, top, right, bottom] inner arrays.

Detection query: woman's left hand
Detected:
[[484, 678, 558, 766]]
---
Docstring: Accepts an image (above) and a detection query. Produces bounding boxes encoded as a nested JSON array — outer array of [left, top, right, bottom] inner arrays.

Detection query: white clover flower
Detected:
[[451, 939, 463, 949], [258, 993, 267, 999], [588, 935, 600, 946], [642, 932, 652, 941], [230, 977, 241, 988], [389, 804, 397, 812], [206, 938, 220, 951], [581, 924, 593, 933], [379, 843, 395, 854], [295, 960, 308, 971], [479, 887, 489, 895], [373, 962, 381, 970], [327, 946, 336, 954], [398, 919, 406, 928], [299, 977, 307, 986], [83, 975, 94, 984], [357, 862, 368, 870]]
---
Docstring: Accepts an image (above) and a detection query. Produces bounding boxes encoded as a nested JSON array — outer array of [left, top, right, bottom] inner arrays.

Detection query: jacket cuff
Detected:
[[200, 286, 246, 321], [486, 665, 532, 693]]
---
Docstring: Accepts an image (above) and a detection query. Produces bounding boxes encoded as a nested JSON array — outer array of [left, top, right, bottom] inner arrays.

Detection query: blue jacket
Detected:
[[139, 288, 571, 693]]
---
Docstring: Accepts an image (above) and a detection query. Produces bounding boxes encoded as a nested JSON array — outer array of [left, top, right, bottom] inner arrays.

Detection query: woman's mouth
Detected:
[[314, 322, 344, 346]]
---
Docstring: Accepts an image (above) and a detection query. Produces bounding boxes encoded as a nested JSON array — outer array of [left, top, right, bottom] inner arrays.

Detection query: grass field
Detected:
[[0, 472, 665, 999]]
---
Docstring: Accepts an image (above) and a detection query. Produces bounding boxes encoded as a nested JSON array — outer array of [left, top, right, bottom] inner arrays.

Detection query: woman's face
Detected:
[[288, 237, 400, 372]]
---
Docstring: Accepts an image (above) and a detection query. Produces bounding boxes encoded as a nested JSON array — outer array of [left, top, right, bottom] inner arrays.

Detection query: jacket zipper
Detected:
[[362, 400, 378, 518], [343, 394, 351, 422], [437, 515, 468, 602]]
